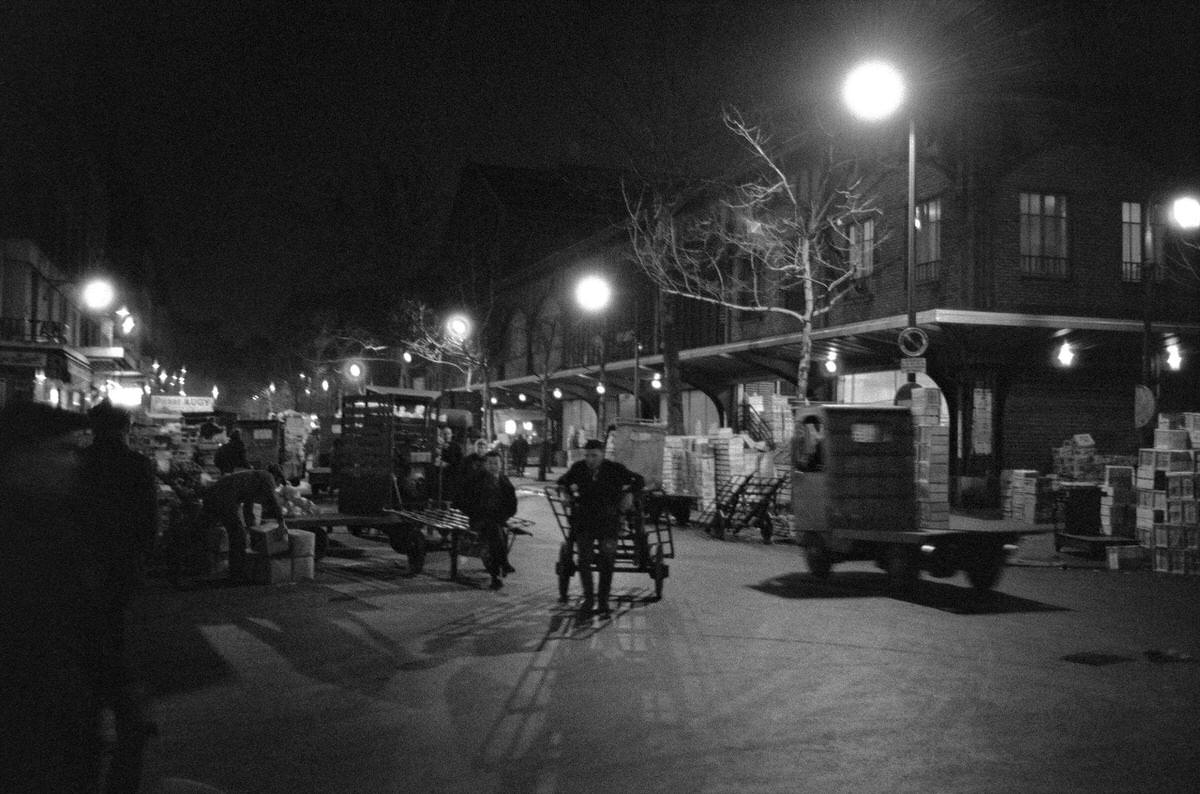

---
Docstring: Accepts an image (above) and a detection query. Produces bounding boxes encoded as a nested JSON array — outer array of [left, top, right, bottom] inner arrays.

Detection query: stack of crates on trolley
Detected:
[[338, 392, 436, 512]]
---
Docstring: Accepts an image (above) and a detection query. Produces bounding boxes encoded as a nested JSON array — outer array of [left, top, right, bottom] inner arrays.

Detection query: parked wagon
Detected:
[[545, 486, 674, 601]]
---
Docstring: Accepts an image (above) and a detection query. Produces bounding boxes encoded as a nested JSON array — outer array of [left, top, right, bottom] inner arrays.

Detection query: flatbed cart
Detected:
[[545, 486, 674, 601], [384, 506, 534, 580], [792, 404, 1050, 593]]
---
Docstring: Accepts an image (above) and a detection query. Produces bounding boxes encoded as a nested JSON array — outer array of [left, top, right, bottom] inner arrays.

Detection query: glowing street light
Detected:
[[842, 61, 905, 121], [402, 351, 413, 364], [212, 385, 219, 400], [321, 378, 330, 392], [81, 278, 116, 312], [575, 275, 612, 313], [347, 363, 363, 380], [552, 387, 563, 400], [1056, 342, 1075, 367], [1172, 195, 1200, 230], [446, 314, 471, 341], [1166, 343, 1183, 372]]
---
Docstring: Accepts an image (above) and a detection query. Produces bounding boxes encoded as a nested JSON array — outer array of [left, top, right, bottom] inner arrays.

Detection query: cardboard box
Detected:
[[248, 523, 290, 556], [1154, 429, 1192, 450], [291, 554, 315, 581]]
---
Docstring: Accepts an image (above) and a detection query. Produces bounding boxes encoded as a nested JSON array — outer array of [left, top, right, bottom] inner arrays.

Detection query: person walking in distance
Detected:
[[461, 451, 518, 590], [557, 439, 643, 617]]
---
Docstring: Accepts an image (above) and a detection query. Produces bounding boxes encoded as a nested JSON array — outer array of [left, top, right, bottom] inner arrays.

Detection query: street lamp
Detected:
[[575, 274, 613, 429], [844, 60, 918, 382], [81, 278, 116, 312], [446, 314, 471, 341]]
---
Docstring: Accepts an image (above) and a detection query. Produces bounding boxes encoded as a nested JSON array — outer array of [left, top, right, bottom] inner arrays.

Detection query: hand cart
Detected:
[[712, 474, 788, 543], [545, 486, 674, 601], [384, 506, 534, 580]]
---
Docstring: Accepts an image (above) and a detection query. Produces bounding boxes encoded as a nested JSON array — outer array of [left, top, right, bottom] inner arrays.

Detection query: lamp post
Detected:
[[575, 274, 612, 432], [1142, 193, 1200, 396], [844, 60, 918, 382]]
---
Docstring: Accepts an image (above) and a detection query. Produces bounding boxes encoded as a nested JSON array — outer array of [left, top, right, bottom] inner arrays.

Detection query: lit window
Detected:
[[1020, 192, 1069, 278], [1121, 201, 1164, 284], [915, 198, 942, 282], [849, 218, 875, 278]]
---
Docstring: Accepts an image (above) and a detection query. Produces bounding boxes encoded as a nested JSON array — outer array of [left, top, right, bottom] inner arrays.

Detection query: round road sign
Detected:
[[897, 326, 929, 357]]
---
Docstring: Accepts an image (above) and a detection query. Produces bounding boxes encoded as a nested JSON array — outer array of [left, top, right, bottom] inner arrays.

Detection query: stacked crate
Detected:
[[1002, 469, 1039, 519], [1158, 468, 1200, 575], [1186, 413, 1200, 450], [1136, 441, 1199, 574], [910, 388, 949, 530], [1100, 465, 1136, 537], [1052, 434, 1104, 482]]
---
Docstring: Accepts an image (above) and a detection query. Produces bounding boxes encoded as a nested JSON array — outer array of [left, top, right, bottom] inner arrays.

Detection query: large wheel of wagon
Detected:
[[963, 542, 1007, 592], [555, 542, 575, 602], [885, 543, 920, 593], [802, 532, 832, 580], [650, 546, 667, 601]]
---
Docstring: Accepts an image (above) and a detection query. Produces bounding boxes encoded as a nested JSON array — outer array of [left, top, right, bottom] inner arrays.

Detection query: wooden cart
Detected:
[[545, 486, 674, 601]]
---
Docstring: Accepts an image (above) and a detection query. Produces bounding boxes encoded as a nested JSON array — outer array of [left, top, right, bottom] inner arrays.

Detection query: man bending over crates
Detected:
[[557, 439, 644, 616]]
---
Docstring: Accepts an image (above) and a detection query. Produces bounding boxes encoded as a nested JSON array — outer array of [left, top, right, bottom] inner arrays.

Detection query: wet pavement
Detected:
[[130, 475, 1199, 793]]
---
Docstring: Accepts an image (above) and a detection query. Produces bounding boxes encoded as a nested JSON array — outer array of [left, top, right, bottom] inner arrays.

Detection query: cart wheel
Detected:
[[963, 543, 1006, 591], [651, 546, 666, 600], [802, 532, 832, 580], [556, 542, 574, 602], [885, 543, 919, 593], [405, 531, 426, 574], [712, 514, 726, 540]]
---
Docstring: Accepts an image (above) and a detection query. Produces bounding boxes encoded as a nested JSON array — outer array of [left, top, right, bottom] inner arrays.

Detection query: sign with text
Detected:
[[900, 356, 927, 374], [149, 395, 215, 415]]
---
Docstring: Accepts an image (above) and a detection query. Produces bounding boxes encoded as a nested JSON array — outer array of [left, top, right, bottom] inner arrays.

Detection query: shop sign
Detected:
[[149, 394, 215, 415], [0, 350, 48, 368], [900, 356, 927, 374]]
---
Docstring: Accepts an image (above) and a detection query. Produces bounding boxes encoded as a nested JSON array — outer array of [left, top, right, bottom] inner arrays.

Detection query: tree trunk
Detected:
[[797, 237, 815, 404], [661, 291, 684, 434], [538, 377, 549, 481]]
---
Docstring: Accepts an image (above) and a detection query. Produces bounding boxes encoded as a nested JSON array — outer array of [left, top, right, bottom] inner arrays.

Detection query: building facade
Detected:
[[443, 134, 1200, 504]]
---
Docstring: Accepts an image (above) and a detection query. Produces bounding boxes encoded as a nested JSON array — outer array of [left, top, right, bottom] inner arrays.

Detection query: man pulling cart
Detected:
[[555, 439, 645, 617]]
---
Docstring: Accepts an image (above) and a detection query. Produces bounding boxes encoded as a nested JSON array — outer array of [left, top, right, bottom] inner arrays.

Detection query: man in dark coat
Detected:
[[509, 433, 529, 477], [556, 439, 644, 616], [460, 451, 518, 590], [213, 428, 249, 474], [81, 399, 160, 792], [201, 468, 286, 581], [0, 401, 104, 791], [450, 438, 491, 510]]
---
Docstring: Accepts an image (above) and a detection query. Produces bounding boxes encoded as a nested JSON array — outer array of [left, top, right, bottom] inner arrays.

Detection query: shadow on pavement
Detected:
[[748, 571, 1070, 615]]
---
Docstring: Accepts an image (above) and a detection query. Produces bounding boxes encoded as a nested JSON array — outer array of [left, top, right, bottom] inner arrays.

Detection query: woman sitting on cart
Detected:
[[556, 439, 644, 616]]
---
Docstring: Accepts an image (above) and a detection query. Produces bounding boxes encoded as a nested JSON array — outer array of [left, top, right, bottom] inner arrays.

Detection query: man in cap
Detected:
[[556, 438, 643, 616]]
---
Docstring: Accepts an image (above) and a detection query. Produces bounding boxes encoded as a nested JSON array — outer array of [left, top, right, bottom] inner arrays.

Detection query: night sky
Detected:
[[2, 1, 1196, 395]]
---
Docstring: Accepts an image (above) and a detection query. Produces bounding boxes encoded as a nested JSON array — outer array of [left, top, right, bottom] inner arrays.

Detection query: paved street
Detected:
[[132, 484, 1200, 793]]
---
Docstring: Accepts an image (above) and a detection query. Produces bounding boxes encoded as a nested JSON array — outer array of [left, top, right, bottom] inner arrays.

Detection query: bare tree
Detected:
[[626, 109, 886, 403]]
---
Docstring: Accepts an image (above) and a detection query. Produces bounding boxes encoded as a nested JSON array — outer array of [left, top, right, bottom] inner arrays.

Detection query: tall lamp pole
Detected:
[[844, 61, 917, 382]]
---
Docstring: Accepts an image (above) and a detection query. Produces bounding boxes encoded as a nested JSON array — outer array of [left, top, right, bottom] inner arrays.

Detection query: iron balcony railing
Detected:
[[0, 317, 71, 344]]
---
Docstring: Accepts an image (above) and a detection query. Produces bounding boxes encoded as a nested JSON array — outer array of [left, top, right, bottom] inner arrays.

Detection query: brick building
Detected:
[[442, 134, 1200, 504]]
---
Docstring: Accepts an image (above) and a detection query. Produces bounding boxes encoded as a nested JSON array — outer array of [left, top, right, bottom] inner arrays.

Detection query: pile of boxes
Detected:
[[1099, 465, 1136, 537], [1136, 424, 1200, 575], [1052, 434, 1104, 481], [1001, 470, 1057, 523], [246, 523, 317, 584], [910, 388, 949, 530]]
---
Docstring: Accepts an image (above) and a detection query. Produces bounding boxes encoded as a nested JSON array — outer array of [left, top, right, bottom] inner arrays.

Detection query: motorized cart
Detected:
[[545, 486, 674, 601], [793, 404, 1046, 593]]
